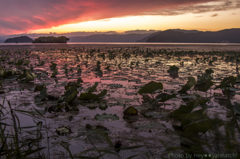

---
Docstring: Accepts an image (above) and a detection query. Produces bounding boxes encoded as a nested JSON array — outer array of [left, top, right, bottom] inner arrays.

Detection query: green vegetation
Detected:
[[32, 36, 69, 43], [0, 46, 240, 158], [138, 81, 163, 95], [167, 65, 179, 78], [178, 77, 196, 93], [0, 98, 45, 158]]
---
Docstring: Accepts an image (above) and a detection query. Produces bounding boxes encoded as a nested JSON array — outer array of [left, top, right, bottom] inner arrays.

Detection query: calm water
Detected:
[[0, 42, 240, 52], [1, 43, 240, 158]]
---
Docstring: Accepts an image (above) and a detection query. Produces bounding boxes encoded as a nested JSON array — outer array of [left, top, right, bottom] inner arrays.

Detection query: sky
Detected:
[[0, 0, 240, 36]]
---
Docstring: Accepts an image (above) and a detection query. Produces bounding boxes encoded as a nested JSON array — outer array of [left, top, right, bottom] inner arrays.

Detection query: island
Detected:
[[4, 36, 33, 43], [32, 36, 70, 43]]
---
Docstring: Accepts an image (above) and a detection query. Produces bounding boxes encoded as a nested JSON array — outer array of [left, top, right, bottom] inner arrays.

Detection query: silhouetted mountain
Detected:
[[170, 29, 201, 33], [4, 36, 33, 43], [136, 31, 161, 42], [146, 29, 240, 43], [69, 33, 153, 42]]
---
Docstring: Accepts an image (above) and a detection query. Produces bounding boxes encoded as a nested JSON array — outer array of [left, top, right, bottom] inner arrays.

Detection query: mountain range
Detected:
[[145, 29, 240, 43], [68, 33, 153, 42], [1, 28, 240, 43]]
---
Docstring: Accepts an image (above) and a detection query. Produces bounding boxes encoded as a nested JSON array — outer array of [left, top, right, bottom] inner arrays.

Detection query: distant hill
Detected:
[[2, 29, 239, 43], [136, 31, 161, 42], [146, 29, 240, 43], [69, 33, 153, 42], [32, 36, 69, 43], [170, 29, 201, 33], [4, 36, 33, 43]]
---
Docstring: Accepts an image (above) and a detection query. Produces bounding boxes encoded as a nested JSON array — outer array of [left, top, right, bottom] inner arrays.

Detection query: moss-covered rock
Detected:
[[95, 113, 119, 121], [56, 126, 71, 136], [123, 106, 138, 116]]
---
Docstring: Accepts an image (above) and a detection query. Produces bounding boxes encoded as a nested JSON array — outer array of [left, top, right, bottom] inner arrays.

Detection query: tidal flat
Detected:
[[0, 43, 240, 159]]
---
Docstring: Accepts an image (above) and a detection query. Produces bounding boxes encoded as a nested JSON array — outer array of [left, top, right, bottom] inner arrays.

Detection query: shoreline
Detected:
[[0, 43, 240, 52]]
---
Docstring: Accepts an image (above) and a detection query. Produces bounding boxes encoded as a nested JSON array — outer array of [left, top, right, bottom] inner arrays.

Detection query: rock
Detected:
[[65, 81, 81, 90], [86, 124, 93, 130], [34, 84, 45, 92], [226, 110, 233, 118], [167, 65, 179, 78], [95, 113, 119, 121], [47, 105, 63, 113], [108, 84, 123, 89], [165, 129, 173, 134], [123, 106, 139, 123], [86, 104, 98, 110], [123, 106, 138, 116], [123, 115, 139, 123], [96, 125, 109, 131], [58, 102, 69, 108], [47, 102, 79, 113], [69, 116, 73, 121], [128, 79, 141, 83], [64, 103, 79, 112], [99, 104, 108, 110], [47, 95, 59, 100], [142, 95, 152, 104], [115, 140, 122, 152], [56, 126, 71, 136]]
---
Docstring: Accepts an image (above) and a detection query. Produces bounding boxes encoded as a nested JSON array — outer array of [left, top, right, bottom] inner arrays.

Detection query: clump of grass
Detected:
[[0, 96, 46, 158]]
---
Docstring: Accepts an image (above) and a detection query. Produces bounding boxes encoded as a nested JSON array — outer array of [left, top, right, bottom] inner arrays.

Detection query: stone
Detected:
[[56, 126, 71, 136], [123, 106, 138, 116]]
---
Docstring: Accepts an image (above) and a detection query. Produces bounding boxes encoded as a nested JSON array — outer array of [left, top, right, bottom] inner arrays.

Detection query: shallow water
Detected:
[[0, 42, 240, 51], [0, 44, 240, 158]]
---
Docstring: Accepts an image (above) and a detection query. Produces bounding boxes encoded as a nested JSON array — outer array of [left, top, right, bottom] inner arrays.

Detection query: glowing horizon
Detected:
[[27, 9, 240, 35]]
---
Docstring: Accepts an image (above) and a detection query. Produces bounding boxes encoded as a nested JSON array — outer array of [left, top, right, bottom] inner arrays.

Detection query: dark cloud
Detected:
[[143, 0, 240, 15], [2, 30, 153, 39], [0, 0, 239, 35], [211, 13, 219, 17], [124, 30, 157, 34], [194, 15, 203, 18]]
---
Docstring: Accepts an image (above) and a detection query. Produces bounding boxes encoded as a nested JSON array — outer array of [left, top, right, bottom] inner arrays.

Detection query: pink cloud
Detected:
[[0, 0, 239, 35]]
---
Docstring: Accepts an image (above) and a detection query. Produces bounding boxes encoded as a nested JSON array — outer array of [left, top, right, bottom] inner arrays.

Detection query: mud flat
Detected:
[[0, 44, 240, 158]]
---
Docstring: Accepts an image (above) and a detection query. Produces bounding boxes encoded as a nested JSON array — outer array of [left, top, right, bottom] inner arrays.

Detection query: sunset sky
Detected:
[[0, 0, 240, 36]]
